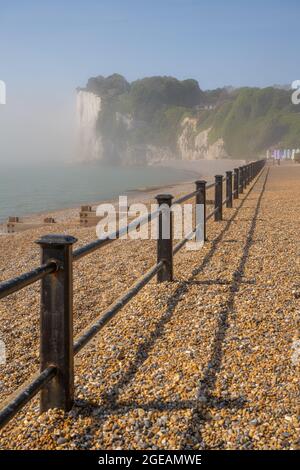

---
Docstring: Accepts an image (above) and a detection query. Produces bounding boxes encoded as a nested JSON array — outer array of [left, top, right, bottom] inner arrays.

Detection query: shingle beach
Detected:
[[0, 163, 299, 450]]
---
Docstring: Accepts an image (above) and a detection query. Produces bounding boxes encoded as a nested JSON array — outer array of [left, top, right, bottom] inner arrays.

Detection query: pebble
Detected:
[[57, 437, 68, 445]]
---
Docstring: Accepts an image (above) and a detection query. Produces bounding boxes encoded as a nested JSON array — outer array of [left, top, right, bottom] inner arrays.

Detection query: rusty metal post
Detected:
[[195, 180, 207, 241], [233, 168, 239, 199], [214, 175, 223, 221], [239, 166, 244, 194], [241, 166, 245, 189], [246, 165, 250, 185], [156, 194, 173, 282], [226, 171, 233, 208], [243, 166, 247, 189], [36, 234, 77, 412]]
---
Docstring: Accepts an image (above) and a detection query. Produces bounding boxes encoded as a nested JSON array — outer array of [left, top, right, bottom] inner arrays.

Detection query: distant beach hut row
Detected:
[[266, 148, 300, 159]]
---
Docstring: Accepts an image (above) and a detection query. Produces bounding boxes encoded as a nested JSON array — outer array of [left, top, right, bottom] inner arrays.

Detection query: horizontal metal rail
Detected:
[[173, 190, 197, 205], [206, 206, 218, 220], [206, 182, 215, 190], [0, 366, 57, 428], [173, 236, 189, 255], [0, 261, 57, 300], [73, 208, 161, 261], [173, 225, 198, 255], [73, 260, 164, 355]]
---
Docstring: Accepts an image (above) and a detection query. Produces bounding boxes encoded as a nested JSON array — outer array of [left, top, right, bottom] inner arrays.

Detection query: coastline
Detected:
[[0, 158, 245, 231], [0, 178, 198, 231]]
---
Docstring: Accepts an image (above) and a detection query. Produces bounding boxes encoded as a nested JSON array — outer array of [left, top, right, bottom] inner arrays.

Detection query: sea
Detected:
[[0, 163, 198, 223]]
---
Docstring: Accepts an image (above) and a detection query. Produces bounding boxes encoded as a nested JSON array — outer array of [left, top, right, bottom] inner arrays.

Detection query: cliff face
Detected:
[[76, 74, 219, 164], [177, 117, 227, 161], [76, 88, 228, 164], [76, 74, 300, 164], [76, 90, 103, 161], [76, 102, 227, 164]]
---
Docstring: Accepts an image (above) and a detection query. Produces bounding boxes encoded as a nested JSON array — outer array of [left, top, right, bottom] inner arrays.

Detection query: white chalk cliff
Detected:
[[76, 90, 103, 161], [177, 117, 227, 161], [76, 89, 228, 164]]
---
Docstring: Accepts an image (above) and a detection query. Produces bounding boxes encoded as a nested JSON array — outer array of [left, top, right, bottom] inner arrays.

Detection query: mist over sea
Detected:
[[0, 163, 198, 223]]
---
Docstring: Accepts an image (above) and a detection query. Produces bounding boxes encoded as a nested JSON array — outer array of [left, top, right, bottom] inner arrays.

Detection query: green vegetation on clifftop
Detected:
[[198, 87, 300, 157], [85, 74, 300, 161]]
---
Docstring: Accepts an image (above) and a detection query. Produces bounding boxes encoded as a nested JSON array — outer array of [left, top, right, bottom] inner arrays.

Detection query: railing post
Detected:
[[239, 166, 244, 194], [233, 168, 239, 199], [226, 171, 233, 208], [36, 234, 77, 412], [243, 166, 247, 190], [155, 194, 173, 282], [195, 180, 207, 241], [214, 175, 223, 221]]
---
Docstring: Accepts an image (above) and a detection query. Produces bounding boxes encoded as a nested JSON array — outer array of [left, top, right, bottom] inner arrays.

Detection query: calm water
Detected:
[[0, 163, 197, 222]]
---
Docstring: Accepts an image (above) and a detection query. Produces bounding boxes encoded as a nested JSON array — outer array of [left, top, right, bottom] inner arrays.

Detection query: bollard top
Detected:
[[36, 234, 78, 246], [195, 180, 207, 186], [226, 170, 232, 175], [155, 194, 174, 202], [215, 174, 224, 180]]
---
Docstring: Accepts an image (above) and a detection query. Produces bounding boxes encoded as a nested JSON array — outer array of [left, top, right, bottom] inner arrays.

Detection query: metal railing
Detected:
[[0, 159, 266, 428]]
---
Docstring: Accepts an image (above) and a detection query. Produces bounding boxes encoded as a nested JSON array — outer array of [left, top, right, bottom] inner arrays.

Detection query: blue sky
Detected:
[[0, 0, 299, 162]]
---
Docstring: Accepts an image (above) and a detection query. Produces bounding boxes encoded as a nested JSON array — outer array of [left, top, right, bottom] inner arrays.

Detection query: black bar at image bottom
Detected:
[[0, 450, 298, 466]]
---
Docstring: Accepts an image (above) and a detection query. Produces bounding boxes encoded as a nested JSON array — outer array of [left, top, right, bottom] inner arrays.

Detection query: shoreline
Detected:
[[0, 178, 198, 232], [0, 158, 245, 232]]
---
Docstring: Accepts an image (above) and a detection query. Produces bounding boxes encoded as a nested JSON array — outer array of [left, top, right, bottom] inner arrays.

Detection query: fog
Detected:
[[0, 87, 75, 166]]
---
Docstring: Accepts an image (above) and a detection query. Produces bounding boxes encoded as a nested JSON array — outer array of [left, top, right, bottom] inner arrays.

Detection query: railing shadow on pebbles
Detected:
[[68, 166, 269, 449], [180, 168, 270, 450], [0, 159, 266, 429]]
